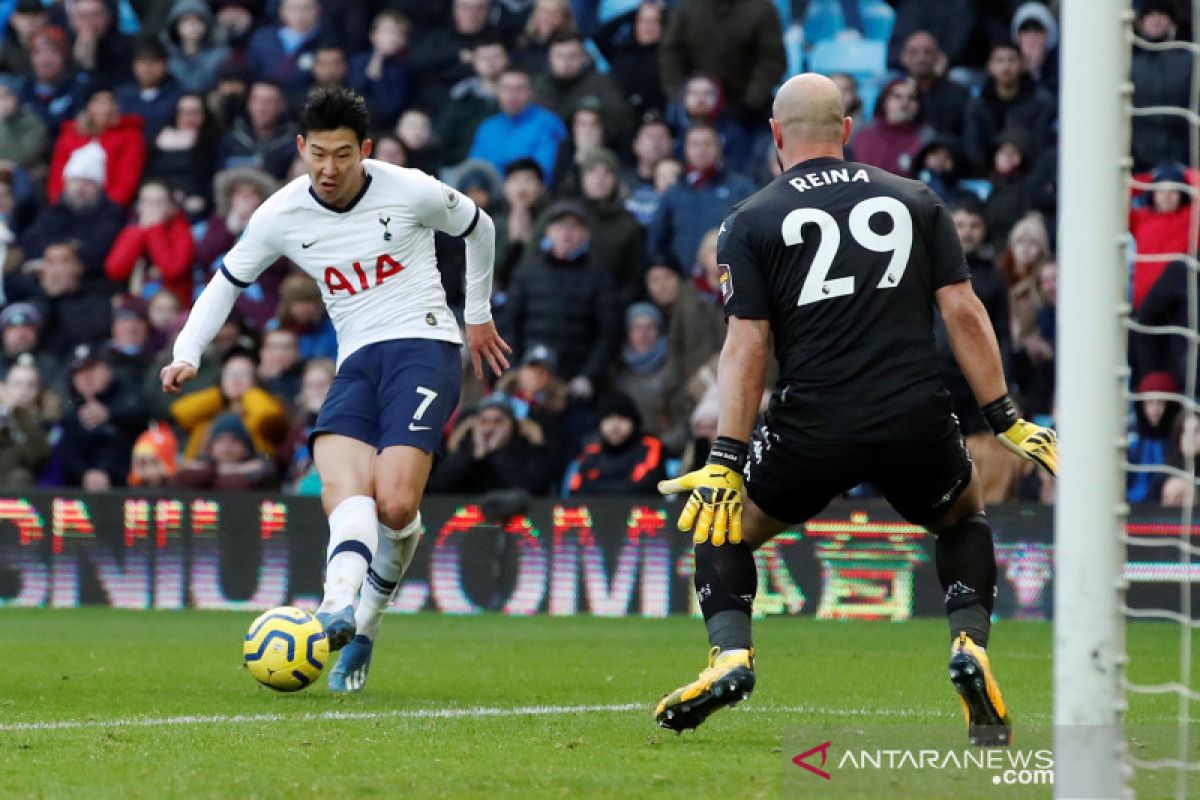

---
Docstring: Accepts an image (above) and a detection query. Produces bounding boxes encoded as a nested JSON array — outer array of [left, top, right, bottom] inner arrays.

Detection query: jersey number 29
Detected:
[[782, 196, 913, 307]]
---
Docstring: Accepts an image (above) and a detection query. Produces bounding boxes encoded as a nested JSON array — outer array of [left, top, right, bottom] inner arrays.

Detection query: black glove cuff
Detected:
[[708, 436, 749, 472], [982, 394, 1019, 436]]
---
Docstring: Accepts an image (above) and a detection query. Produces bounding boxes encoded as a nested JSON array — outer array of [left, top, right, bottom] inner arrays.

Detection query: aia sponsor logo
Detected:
[[324, 254, 404, 295]]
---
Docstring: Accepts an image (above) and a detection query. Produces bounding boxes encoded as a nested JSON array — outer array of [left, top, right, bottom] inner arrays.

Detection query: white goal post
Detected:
[[1055, 1, 1131, 798]]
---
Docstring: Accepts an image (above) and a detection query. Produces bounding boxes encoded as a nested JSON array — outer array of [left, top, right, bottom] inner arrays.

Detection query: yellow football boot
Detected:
[[655, 646, 755, 732], [949, 632, 1012, 746]]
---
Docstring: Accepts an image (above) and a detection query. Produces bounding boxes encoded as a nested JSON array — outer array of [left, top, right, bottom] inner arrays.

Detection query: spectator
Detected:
[[850, 77, 932, 177], [28, 241, 113, 359], [568, 391, 665, 496], [578, 147, 644, 305], [614, 302, 669, 436], [47, 85, 145, 207], [648, 123, 754, 272], [0, 302, 61, 384], [899, 30, 970, 139], [533, 29, 632, 147], [146, 92, 223, 218], [912, 135, 964, 203], [962, 42, 1056, 175], [211, 60, 251, 129], [371, 132, 405, 166], [105, 179, 196, 305], [145, 287, 180, 357], [277, 356, 334, 490], [161, 0, 230, 93], [212, 0, 260, 57], [1010, 258, 1056, 420], [18, 25, 85, 134], [172, 411, 281, 490], [116, 37, 182, 143], [1131, 1, 1193, 171], [594, 0, 668, 120], [1129, 162, 1197, 312], [511, 0, 576, 73], [258, 328, 304, 404], [436, 34, 507, 167], [885, 0, 975, 71], [194, 167, 287, 330], [104, 294, 154, 389], [1127, 371, 1181, 504], [0, 356, 51, 487], [623, 115, 673, 226], [493, 157, 549, 288], [408, 0, 494, 110], [347, 10, 412, 130], [0, 0, 49, 77], [66, 0, 133, 85], [56, 343, 149, 489], [549, 100, 610, 198], [669, 73, 753, 174], [20, 143, 125, 279], [219, 79, 299, 180], [469, 67, 566, 186], [494, 343, 579, 470], [127, 421, 179, 487], [170, 347, 289, 460], [246, 0, 325, 97], [996, 212, 1051, 349], [829, 73, 864, 147], [501, 200, 621, 401], [427, 393, 556, 496], [1011, 2, 1059, 97], [983, 129, 1035, 251], [658, 0, 785, 123], [273, 274, 337, 360], [1133, 258, 1195, 387], [0, 75, 47, 170], [1162, 412, 1198, 507], [311, 43, 349, 91], [395, 107, 440, 176]]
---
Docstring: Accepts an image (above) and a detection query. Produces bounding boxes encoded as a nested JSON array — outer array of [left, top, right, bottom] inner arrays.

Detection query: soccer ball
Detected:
[[243, 606, 329, 691]]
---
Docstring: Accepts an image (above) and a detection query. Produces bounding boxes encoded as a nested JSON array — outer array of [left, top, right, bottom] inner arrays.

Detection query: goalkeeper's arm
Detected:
[[936, 279, 1058, 475]]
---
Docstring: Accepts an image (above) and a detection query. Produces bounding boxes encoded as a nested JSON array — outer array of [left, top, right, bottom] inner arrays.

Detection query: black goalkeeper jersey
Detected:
[[717, 156, 970, 442]]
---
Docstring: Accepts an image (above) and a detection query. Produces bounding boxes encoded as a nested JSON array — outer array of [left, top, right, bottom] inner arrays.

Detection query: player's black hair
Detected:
[[299, 85, 372, 144]]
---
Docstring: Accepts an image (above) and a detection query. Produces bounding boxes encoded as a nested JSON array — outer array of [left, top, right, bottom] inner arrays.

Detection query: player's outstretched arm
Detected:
[[937, 280, 1058, 475], [659, 317, 769, 545], [160, 271, 245, 395]]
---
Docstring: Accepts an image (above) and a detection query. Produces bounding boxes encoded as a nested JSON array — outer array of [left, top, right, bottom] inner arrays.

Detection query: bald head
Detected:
[[772, 73, 846, 146]]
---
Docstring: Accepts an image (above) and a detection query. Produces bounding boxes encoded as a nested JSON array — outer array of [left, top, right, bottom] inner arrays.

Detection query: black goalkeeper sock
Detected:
[[694, 541, 757, 651], [935, 512, 997, 648]]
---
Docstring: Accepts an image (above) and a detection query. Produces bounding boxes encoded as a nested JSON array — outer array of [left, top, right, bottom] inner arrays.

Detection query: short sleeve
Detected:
[[928, 201, 970, 288], [410, 170, 480, 238], [219, 203, 285, 287], [717, 208, 770, 320]]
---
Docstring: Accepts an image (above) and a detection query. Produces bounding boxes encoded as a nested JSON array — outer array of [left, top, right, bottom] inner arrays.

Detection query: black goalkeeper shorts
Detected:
[[744, 414, 974, 529]]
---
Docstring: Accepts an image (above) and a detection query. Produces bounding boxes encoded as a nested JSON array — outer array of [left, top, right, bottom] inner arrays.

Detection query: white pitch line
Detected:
[[6, 702, 1184, 734]]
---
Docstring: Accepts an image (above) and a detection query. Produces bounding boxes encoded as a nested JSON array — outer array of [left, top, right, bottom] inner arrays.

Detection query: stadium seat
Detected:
[[861, 2, 895, 42], [808, 38, 887, 81], [804, 0, 844, 44]]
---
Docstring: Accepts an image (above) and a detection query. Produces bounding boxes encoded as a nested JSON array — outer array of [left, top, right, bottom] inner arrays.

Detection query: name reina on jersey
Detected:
[[220, 159, 479, 367]]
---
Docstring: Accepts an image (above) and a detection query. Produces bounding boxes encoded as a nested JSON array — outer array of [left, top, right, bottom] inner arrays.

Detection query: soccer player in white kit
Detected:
[[161, 87, 510, 692]]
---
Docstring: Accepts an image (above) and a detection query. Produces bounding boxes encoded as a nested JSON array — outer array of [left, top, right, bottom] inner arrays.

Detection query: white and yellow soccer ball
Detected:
[[243, 606, 330, 692]]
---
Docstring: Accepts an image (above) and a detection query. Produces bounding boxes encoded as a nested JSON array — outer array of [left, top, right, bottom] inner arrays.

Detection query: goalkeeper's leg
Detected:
[[655, 499, 787, 732], [930, 474, 1011, 746]]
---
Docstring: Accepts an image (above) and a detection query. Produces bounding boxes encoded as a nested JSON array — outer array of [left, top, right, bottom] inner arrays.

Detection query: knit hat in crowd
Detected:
[[581, 147, 620, 175], [625, 301, 664, 332], [595, 391, 642, 429], [130, 422, 179, 484], [1137, 371, 1181, 395], [63, 141, 107, 184], [208, 413, 255, 453], [0, 302, 42, 331]]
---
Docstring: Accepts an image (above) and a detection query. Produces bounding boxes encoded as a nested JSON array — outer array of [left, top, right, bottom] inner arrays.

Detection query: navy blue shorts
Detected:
[[311, 338, 462, 453]]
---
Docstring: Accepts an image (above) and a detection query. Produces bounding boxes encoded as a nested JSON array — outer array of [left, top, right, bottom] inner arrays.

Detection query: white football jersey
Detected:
[[221, 160, 479, 367]]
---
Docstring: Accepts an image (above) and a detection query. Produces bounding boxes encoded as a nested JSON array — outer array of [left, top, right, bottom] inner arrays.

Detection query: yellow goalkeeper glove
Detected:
[[983, 395, 1058, 476], [658, 437, 747, 546]]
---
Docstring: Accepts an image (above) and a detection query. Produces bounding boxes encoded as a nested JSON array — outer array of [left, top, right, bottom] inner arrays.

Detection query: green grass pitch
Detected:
[[0, 610, 1195, 799]]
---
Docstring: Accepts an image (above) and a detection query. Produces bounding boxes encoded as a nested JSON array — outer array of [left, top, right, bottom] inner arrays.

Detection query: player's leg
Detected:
[[656, 430, 847, 732], [873, 426, 1010, 746], [312, 433, 379, 649]]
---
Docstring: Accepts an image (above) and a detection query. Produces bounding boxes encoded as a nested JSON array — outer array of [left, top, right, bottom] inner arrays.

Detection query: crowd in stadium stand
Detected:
[[0, 0, 1192, 506]]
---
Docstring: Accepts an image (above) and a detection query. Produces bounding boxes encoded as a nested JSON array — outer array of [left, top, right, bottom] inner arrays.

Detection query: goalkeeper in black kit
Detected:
[[654, 73, 1057, 747]]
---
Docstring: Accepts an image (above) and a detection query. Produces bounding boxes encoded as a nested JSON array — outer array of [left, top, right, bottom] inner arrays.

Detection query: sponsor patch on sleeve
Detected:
[[444, 186, 461, 209], [717, 263, 733, 305]]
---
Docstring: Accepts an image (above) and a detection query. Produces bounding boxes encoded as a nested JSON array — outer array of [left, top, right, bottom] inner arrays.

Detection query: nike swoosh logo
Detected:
[[408, 423, 431, 432], [301, 240, 318, 249]]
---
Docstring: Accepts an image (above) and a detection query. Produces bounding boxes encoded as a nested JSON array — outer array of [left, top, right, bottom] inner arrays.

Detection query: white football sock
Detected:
[[355, 513, 422, 640], [319, 495, 378, 613]]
